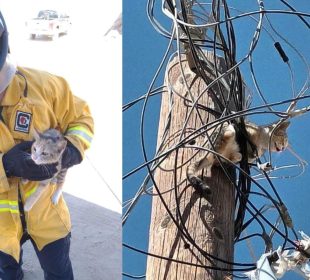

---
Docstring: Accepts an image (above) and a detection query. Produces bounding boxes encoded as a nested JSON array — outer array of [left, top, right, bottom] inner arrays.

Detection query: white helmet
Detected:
[[0, 12, 16, 94], [0, 11, 8, 70]]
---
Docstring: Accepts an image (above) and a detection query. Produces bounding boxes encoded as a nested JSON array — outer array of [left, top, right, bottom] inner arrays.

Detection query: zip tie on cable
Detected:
[[257, 162, 273, 172]]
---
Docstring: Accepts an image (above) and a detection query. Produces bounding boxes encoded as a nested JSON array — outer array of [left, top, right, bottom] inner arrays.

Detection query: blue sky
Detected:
[[123, 1, 310, 279]]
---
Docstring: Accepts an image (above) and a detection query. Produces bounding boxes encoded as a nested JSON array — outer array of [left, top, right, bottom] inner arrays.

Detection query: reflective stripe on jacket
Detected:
[[0, 67, 94, 262]]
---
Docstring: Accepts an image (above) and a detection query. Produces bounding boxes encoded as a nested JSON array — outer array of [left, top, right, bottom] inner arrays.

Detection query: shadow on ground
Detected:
[[22, 193, 121, 279]]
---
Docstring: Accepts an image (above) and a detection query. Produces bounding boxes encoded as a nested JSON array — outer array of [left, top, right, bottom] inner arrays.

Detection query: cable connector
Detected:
[[274, 42, 289, 63], [257, 162, 273, 172]]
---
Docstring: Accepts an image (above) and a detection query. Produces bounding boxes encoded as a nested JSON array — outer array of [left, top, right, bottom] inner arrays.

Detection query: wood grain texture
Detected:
[[146, 53, 235, 280]]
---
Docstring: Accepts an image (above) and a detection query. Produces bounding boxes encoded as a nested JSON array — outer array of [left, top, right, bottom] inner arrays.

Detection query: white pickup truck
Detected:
[[26, 10, 71, 40]]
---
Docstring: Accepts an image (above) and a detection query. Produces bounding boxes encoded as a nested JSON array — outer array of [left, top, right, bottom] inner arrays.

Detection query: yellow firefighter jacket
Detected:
[[0, 67, 94, 262]]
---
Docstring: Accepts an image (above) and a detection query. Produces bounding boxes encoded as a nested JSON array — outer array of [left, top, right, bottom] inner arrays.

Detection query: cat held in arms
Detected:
[[186, 120, 290, 193], [23, 128, 68, 212]]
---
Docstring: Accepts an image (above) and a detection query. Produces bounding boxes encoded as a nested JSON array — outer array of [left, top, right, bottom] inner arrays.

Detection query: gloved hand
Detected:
[[2, 141, 58, 181], [61, 140, 82, 169]]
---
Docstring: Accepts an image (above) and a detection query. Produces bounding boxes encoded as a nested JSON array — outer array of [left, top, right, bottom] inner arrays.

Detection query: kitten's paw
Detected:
[[24, 202, 33, 212], [223, 125, 236, 139], [51, 193, 61, 205], [232, 152, 242, 163]]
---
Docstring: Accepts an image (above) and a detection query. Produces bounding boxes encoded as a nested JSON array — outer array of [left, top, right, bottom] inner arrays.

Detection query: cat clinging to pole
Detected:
[[186, 120, 290, 192]]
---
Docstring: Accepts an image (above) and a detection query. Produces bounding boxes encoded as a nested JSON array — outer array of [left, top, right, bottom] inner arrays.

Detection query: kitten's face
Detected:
[[31, 130, 67, 165], [270, 121, 289, 152]]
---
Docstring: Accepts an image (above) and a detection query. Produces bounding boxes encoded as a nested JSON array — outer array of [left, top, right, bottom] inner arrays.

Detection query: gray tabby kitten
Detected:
[[23, 129, 68, 212], [187, 121, 290, 190]]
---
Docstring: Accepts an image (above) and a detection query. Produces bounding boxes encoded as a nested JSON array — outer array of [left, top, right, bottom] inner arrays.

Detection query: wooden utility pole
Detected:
[[145, 50, 236, 279]]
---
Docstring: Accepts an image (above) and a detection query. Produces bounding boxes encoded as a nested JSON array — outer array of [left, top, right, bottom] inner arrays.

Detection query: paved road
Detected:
[[22, 193, 121, 279]]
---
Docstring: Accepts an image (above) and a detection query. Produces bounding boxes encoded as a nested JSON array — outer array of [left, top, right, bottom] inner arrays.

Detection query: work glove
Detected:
[[61, 140, 82, 169], [2, 141, 58, 181]]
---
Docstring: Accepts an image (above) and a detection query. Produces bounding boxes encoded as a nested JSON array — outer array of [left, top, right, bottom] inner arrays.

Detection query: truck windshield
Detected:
[[37, 10, 58, 19]]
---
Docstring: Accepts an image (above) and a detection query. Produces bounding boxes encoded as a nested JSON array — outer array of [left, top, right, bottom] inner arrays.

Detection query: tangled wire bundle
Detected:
[[123, 1, 310, 279]]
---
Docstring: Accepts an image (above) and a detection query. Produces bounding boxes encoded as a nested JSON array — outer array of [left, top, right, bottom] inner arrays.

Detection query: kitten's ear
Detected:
[[278, 121, 290, 130]]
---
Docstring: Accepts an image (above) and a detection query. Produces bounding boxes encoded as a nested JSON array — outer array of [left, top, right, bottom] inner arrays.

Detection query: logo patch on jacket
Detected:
[[15, 111, 32, 133]]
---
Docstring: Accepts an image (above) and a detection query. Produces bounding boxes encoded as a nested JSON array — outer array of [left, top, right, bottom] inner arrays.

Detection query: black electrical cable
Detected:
[[123, 1, 310, 277], [122, 272, 146, 279], [279, 0, 310, 29], [123, 93, 310, 180], [123, 243, 256, 272]]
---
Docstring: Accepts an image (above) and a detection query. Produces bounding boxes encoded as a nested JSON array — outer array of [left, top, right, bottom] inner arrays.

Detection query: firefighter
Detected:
[[0, 11, 94, 279]]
